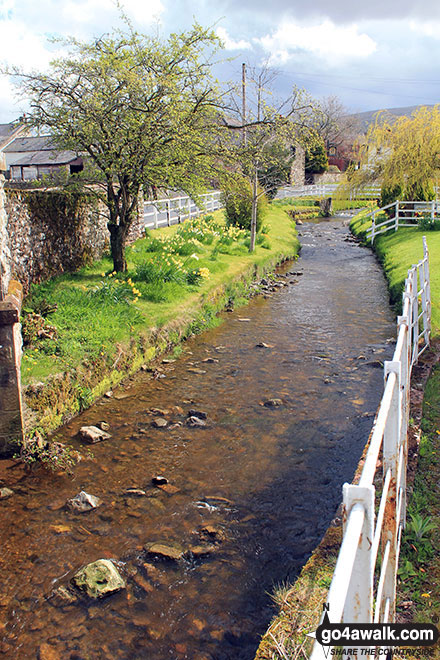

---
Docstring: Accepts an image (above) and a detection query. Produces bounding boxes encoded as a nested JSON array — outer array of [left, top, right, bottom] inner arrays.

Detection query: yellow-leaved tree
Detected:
[[345, 105, 440, 204]]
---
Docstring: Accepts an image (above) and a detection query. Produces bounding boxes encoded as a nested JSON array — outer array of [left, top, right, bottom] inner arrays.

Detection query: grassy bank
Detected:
[[21, 204, 299, 438], [350, 210, 440, 335]]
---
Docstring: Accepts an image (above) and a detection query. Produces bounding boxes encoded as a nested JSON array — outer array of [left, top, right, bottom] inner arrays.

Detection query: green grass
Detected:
[[350, 211, 440, 336], [393, 365, 440, 659], [21, 206, 299, 433]]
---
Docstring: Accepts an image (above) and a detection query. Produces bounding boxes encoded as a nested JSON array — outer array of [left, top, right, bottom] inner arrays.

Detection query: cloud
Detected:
[[62, 0, 164, 27], [256, 19, 377, 65], [408, 19, 440, 38], [216, 26, 251, 50], [216, 0, 440, 24]]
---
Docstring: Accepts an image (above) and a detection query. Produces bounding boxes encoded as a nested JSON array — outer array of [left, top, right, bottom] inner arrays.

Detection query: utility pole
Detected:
[[242, 62, 247, 146]]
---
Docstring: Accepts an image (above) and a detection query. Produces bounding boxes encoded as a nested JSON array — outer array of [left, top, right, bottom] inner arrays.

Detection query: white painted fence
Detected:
[[311, 238, 431, 659], [143, 191, 222, 230], [367, 200, 440, 242], [276, 184, 381, 199]]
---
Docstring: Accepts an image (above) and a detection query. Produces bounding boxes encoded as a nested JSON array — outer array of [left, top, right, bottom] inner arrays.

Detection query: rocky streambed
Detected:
[[0, 218, 396, 659]]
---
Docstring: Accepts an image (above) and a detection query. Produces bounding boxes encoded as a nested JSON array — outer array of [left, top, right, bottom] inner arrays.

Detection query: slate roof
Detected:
[[9, 150, 80, 166], [3, 135, 56, 153]]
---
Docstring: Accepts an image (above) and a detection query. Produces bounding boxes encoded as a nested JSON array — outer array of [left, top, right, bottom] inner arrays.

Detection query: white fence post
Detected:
[[423, 236, 432, 341], [379, 361, 401, 622], [342, 484, 375, 628], [395, 201, 399, 231]]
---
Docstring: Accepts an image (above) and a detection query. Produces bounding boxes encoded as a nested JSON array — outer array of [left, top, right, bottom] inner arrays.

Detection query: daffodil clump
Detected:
[[90, 272, 142, 305]]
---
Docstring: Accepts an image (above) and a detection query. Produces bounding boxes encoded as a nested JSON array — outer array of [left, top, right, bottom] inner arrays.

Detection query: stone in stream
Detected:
[[49, 585, 77, 607], [188, 409, 208, 420], [72, 559, 126, 599], [152, 476, 168, 486], [66, 491, 101, 513], [79, 425, 111, 444], [98, 421, 110, 431], [145, 543, 185, 561], [187, 545, 216, 558], [187, 368, 207, 375], [199, 524, 226, 543], [256, 342, 272, 349], [38, 642, 62, 660], [186, 416, 206, 428], [263, 398, 283, 407], [0, 487, 14, 499], [124, 488, 147, 497], [152, 418, 167, 428]]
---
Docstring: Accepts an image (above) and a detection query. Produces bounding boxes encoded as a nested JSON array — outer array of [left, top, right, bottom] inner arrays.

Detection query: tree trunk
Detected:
[[108, 223, 128, 272], [249, 169, 258, 253]]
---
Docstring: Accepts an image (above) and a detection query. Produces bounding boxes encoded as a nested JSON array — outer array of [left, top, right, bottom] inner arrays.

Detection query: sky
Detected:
[[1, 0, 440, 123]]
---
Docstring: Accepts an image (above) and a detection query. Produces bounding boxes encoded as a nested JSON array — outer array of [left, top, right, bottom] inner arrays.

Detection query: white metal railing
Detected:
[[276, 184, 381, 199], [367, 200, 440, 242], [311, 237, 431, 659], [143, 191, 222, 229]]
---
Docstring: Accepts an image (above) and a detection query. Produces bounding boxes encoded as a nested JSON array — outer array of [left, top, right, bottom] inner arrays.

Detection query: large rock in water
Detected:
[[72, 559, 126, 599], [66, 491, 101, 513], [79, 426, 111, 444]]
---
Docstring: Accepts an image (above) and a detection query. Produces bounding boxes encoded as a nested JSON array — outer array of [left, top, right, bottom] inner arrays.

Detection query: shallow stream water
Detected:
[[0, 218, 396, 659]]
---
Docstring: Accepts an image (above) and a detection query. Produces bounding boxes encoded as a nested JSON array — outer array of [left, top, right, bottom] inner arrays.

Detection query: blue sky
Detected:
[[1, 0, 440, 122]]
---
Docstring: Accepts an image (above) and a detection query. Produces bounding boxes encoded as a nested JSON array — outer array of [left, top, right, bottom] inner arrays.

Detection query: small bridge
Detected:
[[367, 200, 440, 242]]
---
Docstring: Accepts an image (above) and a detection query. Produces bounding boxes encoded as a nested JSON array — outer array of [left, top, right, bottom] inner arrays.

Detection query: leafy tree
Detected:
[[9, 25, 225, 272], [224, 63, 319, 251], [305, 135, 328, 174], [346, 106, 440, 201]]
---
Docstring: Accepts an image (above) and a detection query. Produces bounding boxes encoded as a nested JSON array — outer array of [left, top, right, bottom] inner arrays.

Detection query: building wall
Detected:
[[0, 182, 145, 295], [290, 145, 305, 186]]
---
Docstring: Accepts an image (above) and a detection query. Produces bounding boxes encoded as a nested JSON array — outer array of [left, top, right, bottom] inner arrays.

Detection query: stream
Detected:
[[0, 217, 396, 660]]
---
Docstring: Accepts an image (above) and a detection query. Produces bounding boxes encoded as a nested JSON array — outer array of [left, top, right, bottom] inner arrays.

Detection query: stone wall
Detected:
[[312, 171, 344, 185], [0, 280, 24, 458], [1, 181, 146, 295], [290, 145, 305, 186], [0, 175, 11, 296]]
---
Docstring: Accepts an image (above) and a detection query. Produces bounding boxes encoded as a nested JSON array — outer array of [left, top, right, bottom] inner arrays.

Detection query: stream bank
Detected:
[[0, 217, 395, 659]]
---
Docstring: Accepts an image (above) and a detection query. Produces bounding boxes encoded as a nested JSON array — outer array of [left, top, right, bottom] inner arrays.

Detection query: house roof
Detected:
[[3, 135, 56, 153], [0, 122, 29, 149], [9, 150, 80, 167]]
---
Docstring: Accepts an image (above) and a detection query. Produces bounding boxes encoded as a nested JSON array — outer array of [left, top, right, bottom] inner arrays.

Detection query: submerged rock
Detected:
[[72, 559, 126, 599], [145, 543, 185, 561], [67, 491, 101, 513], [79, 425, 111, 444], [48, 585, 77, 607], [0, 487, 14, 499]]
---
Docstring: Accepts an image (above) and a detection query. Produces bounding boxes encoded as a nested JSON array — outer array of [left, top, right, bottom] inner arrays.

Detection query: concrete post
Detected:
[[0, 279, 24, 457]]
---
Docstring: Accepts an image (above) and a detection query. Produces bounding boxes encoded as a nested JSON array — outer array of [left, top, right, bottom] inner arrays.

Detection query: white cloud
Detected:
[[63, 0, 164, 27], [408, 19, 440, 38], [216, 26, 251, 51], [256, 19, 377, 65]]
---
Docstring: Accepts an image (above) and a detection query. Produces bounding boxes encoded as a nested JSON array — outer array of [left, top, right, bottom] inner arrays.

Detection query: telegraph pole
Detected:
[[242, 62, 247, 146]]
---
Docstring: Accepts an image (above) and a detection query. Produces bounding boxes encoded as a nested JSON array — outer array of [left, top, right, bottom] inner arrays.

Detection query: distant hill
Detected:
[[350, 104, 436, 133]]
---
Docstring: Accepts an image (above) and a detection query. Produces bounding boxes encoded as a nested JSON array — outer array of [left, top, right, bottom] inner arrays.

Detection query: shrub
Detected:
[[222, 177, 268, 232]]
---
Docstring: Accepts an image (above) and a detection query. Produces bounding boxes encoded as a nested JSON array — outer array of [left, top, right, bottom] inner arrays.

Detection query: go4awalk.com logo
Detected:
[[308, 607, 439, 658]]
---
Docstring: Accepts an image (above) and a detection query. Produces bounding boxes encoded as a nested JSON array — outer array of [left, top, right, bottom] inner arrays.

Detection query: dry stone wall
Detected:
[[1, 181, 146, 295]]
